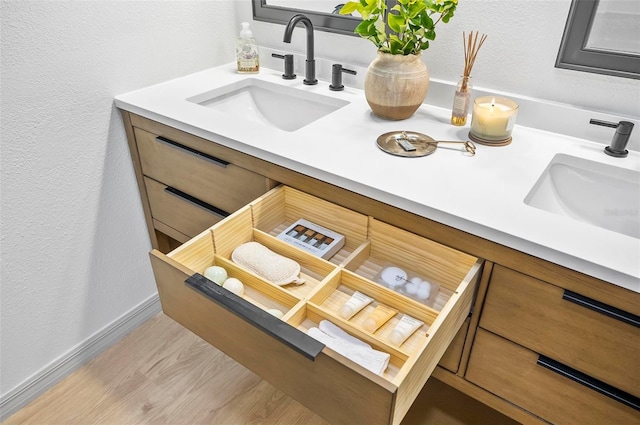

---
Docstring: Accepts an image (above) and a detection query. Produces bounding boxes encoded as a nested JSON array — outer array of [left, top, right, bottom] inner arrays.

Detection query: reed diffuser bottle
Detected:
[[451, 76, 473, 126], [451, 31, 487, 126]]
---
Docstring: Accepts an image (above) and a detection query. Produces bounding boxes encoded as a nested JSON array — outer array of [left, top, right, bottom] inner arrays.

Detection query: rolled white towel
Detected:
[[308, 321, 390, 375], [319, 320, 371, 348]]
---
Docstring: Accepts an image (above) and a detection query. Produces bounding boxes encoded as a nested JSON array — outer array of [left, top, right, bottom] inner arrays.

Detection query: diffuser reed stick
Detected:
[[451, 31, 487, 126]]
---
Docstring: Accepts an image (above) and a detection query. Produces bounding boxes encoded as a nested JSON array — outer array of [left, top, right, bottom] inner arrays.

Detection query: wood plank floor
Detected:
[[3, 313, 518, 425]]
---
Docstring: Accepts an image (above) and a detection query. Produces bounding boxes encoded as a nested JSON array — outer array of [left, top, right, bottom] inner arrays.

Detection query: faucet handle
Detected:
[[330, 64, 357, 91], [271, 53, 296, 80], [590, 118, 634, 158]]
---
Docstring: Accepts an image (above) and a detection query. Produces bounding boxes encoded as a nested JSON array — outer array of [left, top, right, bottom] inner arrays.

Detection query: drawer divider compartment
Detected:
[[185, 273, 324, 360]]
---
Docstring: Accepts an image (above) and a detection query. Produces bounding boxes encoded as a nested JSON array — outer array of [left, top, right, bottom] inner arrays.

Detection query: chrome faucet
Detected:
[[590, 118, 634, 158], [283, 14, 317, 85]]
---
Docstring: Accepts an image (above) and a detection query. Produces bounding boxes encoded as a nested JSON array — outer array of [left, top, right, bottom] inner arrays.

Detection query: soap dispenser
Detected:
[[236, 22, 259, 74]]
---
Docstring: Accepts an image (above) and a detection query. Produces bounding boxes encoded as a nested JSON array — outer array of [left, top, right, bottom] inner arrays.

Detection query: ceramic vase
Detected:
[[364, 51, 429, 120]]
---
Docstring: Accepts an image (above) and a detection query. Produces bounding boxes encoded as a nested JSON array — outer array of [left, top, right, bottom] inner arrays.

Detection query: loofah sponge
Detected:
[[232, 242, 305, 286]]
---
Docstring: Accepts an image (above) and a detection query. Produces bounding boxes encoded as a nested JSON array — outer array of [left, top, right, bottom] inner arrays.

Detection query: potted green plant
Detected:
[[340, 0, 458, 120]]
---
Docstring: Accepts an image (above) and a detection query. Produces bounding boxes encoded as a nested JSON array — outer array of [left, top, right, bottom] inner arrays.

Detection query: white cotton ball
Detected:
[[204, 266, 227, 285], [405, 277, 421, 295], [223, 278, 245, 296], [417, 281, 432, 300]]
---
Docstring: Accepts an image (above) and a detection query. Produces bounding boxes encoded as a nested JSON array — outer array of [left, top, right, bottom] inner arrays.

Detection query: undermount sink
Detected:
[[187, 78, 349, 132], [524, 153, 640, 238]]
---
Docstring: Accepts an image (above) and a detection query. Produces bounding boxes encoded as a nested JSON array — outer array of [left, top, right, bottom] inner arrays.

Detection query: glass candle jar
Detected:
[[469, 96, 519, 142]]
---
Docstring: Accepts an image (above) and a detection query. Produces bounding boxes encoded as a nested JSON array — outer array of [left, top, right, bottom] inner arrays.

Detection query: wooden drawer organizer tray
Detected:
[[150, 186, 483, 425]]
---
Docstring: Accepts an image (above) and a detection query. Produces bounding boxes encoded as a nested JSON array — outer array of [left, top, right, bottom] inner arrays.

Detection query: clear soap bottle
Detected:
[[236, 22, 259, 74]]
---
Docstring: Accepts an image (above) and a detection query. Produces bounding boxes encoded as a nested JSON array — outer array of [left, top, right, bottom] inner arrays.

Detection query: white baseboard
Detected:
[[0, 294, 162, 422]]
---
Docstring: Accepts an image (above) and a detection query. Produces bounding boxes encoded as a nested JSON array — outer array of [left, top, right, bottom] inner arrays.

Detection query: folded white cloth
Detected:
[[319, 320, 370, 348], [308, 320, 390, 375]]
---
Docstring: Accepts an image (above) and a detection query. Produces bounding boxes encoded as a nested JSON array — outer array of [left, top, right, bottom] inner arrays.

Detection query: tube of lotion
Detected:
[[363, 304, 398, 332], [339, 291, 374, 319], [389, 314, 424, 346]]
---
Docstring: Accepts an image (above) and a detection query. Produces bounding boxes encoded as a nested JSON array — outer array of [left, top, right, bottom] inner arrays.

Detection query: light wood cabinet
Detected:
[[479, 265, 639, 396], [144, 176, 226, 243], [122, 113, 275, 250], [120, 110, 640, 424], [468, 265, 640, 424], [135, 127, 270, 217]]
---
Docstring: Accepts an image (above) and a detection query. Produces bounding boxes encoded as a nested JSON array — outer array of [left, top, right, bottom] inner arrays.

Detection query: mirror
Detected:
[[556, 0, 639, 80], [252, 0, 361, 35]]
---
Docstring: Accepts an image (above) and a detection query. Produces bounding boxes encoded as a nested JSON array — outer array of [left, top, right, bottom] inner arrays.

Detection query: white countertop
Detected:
[[115, 64, 640, 293]]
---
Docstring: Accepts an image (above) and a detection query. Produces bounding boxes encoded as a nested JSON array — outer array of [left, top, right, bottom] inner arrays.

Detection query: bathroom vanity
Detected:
[[116, 64, 639, 424]]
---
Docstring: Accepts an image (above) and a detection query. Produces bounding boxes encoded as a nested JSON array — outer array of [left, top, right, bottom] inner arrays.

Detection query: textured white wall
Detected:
[[2, 0, 639, 412], [1, 0, 236, 399]]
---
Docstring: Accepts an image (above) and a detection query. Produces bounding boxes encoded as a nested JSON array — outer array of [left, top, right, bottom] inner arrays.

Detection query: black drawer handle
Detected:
[[537, 355, 640, 411], [156, 136, 230, 167], [164, 186, 230, 218], [562, 290, 640, 328], [185, 274, 325, 361]]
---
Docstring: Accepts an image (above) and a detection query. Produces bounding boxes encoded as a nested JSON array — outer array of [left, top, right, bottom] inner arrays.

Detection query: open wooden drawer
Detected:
[[150, 186, 483, 425]]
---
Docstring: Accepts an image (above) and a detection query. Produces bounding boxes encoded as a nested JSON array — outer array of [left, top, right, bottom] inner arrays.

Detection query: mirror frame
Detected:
[[555, 0, 639, 80], [251, 0, 361, 36]]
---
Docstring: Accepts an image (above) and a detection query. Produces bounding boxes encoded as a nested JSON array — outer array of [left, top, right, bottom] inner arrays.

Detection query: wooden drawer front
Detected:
[[480, 265, 640, 396], [135, 128, 268, 215], [150, 253, 396, 425], [466, 329, 640, 425], [150, 186, 483, 425], [145, 177, 227, 239]]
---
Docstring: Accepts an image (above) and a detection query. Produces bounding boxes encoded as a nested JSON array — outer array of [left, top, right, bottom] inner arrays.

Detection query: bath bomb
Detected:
[[266, 308, 284, 319], [204, 266, 227, 285], [223, 278, 245, 296]]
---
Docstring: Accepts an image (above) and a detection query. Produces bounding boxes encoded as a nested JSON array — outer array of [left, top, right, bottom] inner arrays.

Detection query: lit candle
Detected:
[[469, 96, 519, 142]]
